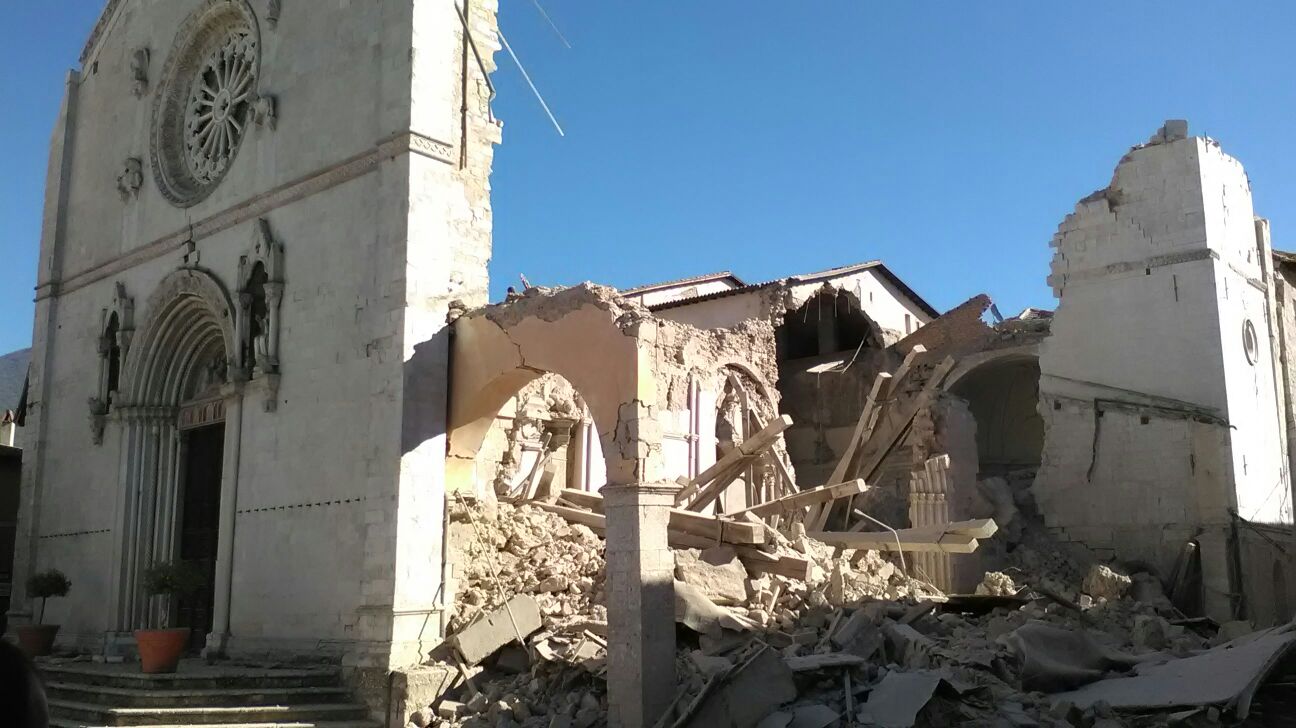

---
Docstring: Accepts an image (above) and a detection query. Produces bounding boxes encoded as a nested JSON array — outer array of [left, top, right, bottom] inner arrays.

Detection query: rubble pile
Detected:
[[447, 499, 607, 635], [421, 499, 1293, 728]]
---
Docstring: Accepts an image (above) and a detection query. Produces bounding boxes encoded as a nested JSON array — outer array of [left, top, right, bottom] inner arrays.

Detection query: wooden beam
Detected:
[[678, 415, 793, 507], [531, 501, 807, 579], [558, 489, 765, 545], [807, 518, 997, 554], [729, 480, 868, 519], [852, 356, 956, 483], [826, 371, 894, 488], [808, 531, 980, 554]]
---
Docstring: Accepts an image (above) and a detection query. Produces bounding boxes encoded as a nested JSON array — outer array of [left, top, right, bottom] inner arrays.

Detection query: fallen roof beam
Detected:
[[676, 415, 792, 506], [807, 518, 997, 554], [727, 480, 869, 519], [532, 500, 807, 579], [558, 489, 765, 544]]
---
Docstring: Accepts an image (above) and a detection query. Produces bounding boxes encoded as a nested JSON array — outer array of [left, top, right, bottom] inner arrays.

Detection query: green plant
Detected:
[[26, 569, 71, 624], [141, 561, 206, 627]]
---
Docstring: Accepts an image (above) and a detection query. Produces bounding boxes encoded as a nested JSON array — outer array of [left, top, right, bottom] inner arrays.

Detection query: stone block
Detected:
[[388, 665, 456, 728], [1082, 564, 1131, 602], [675, 546, 748, 606], [449, 594, 542, 665]]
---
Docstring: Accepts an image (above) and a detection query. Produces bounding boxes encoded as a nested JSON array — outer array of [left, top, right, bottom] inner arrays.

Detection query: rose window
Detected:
[[152, 1, 261, 208], [184, 32, 257, 185]]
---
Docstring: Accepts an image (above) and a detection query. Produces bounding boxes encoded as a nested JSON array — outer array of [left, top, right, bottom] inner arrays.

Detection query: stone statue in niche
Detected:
[[266, 0, 282, 29], [130, 48, 150, 97], [89, 283, 134, 445], [117, 158, 143, 201], [237, 219, 286, 410], [250, 93, 277, 131]]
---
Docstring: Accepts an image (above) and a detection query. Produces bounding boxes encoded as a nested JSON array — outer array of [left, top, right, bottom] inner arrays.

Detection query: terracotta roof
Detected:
[[645, 261, 940, 319], [620, 271, 747, 297]]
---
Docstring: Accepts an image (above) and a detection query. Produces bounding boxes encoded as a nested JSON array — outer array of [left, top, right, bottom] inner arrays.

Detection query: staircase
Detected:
[[40, 661, 377, 728]]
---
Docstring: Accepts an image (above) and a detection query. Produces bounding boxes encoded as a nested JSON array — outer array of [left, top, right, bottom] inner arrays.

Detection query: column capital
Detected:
[[601, 482, 681, 501]]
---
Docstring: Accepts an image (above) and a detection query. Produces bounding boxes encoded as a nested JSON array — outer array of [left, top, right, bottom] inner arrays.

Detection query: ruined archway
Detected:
[[947, 351, 1044, 476], [447, 286, 664, 492]]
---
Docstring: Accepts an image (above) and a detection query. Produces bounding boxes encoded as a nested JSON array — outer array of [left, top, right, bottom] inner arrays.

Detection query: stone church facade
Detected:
[[9, 0, 501, 671]]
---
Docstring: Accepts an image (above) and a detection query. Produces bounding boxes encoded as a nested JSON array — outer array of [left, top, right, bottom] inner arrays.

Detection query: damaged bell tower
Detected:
[[1035, 121, 1293, 620]]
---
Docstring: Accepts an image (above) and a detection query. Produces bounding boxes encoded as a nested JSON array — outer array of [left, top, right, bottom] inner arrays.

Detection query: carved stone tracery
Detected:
[[151, 0, 264, 208]]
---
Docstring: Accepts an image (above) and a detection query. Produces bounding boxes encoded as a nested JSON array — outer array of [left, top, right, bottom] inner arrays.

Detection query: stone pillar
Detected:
[[603, 483, 678, 728], [206, 383, 245, 657]]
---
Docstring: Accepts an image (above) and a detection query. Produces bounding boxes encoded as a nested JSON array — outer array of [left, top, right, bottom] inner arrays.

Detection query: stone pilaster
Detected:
[[603, 483, 679, 728]]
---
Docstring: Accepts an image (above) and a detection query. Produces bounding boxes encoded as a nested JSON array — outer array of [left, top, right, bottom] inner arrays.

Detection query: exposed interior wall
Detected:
[[949, 357, 1044, 473], [1237, 524, 1296, 628]]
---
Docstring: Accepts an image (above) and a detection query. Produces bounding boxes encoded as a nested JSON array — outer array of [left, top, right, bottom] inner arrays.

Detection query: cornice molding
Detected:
[[81, 0, 128, 65], [36, 132, 456, 301]]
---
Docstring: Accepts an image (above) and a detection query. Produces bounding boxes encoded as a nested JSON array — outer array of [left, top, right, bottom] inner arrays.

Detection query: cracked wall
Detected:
[[1034, 122, 1291, 619]]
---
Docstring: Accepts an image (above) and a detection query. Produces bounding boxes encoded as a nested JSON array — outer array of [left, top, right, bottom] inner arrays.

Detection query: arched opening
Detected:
[[948, 354, 1044, 478], [775, 288, 887, 486], [111, 269, 239, 648], [469, 373, 609, 498], [242, 261, 268, 372], [777, 287, 882, 362], [715, 364, 782, 511], [104, 312, 122, 405]]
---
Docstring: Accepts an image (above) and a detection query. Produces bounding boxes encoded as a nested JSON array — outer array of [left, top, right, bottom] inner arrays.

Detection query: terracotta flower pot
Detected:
[[15, 624, 60, 657], [134, 628, 191, 674]]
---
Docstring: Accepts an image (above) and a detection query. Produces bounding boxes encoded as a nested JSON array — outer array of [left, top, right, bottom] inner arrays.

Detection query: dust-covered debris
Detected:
[[417, 497, 1283, 728]]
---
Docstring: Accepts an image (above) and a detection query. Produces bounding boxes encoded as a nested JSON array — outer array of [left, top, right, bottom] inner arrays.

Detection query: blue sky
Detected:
[[4, 3, 1296, 354]]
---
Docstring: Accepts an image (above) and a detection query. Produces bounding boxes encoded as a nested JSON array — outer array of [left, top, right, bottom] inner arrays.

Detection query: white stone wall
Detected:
[[13, 0, 500, 670], [1035, 125, 1292, 617]]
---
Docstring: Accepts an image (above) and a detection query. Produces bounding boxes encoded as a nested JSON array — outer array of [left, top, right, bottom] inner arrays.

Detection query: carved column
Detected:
[[603, 483, 679, 728]]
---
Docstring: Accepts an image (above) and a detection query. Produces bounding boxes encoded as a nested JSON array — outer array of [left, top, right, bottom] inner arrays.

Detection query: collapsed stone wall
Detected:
[[450, 283, 789, 494]]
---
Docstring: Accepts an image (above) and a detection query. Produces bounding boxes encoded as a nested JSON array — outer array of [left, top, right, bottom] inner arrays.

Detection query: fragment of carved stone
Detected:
[[117, 158, 144, 201], [131, 48, 150, 98], [251, 93, 277, 131], [88, 397, 109, 445], [266, 0, 282, 29]]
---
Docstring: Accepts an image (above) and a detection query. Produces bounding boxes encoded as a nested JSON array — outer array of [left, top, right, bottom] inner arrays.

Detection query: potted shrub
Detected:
[[135, 561, 205, 674], [16, 569, 71, 657]]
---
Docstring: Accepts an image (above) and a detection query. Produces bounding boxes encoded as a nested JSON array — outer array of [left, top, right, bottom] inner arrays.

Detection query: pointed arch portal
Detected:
[[107, 268, 245, 655]]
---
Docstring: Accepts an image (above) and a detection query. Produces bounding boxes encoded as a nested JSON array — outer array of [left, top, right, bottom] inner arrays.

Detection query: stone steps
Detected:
[[39, 660, 376, 728], [40, 663, 340, 690], [46, 682, 353, 708], [48, 699, 370, 727], [51, 722, 377, 728]]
